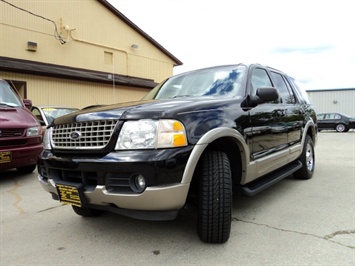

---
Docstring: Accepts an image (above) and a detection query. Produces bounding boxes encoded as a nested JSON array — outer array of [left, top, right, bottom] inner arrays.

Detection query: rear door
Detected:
[[270, 71, 303, 145], [322, 113, 338, 129]]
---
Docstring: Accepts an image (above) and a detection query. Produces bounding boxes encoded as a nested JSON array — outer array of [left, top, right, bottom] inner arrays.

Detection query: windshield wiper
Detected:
[[0, 103, 16, 108]]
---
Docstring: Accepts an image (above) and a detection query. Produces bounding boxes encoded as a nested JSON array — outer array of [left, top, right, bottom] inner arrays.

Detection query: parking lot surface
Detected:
[[1, 132, 354, 265]]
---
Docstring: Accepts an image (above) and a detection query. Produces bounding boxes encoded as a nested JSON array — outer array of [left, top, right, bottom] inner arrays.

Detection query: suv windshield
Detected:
[[143, 65, 246, 100], [0, 80, 22, 107]]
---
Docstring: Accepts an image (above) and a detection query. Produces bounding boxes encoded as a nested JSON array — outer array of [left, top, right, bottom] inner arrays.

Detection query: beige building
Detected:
[[0, 0, 182, 108]]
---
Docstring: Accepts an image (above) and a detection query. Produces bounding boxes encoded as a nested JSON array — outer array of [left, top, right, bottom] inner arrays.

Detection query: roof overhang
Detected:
[[0, 57, 158, 89]]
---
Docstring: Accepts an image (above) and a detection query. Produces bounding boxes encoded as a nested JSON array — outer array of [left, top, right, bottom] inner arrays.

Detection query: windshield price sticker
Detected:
[[0, 151, 11, 164], [56, 184, 83, 207]]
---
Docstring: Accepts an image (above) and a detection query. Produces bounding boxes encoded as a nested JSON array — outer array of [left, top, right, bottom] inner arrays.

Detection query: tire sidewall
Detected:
[[294, 135, 315, 179], [336, 124, 346, 132]]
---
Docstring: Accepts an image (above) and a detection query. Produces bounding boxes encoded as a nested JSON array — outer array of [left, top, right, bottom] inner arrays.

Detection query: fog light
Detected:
[[130, 174, 146, 193]]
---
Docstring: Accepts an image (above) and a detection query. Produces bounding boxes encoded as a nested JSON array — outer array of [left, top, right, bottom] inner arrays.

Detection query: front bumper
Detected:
[[0, 143, 43, 171], [37, 147, 193, 215]]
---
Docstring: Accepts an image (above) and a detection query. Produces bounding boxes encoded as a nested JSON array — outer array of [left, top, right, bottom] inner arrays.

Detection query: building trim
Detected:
[[0, 56, 158, 89], [98, 0, 183, 67]]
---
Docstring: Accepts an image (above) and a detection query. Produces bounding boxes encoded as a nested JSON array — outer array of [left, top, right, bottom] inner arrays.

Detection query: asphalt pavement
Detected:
[[1, 132, 354, 265]]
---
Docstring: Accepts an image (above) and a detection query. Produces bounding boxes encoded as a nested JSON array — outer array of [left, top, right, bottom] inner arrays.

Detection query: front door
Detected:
[[248, 67, 288, 160]]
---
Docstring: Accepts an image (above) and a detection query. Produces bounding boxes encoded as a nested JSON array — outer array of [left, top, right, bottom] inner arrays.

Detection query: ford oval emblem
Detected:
[[70, 131, 81, 140]]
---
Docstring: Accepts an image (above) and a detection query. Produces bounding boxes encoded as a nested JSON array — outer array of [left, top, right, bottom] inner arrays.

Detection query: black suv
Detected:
[[38, 63, 317, 243]]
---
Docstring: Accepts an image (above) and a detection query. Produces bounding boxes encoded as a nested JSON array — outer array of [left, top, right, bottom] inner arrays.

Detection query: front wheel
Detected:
[[294, 135, 315, 179], [335, 123, 347, 132], [197, 151, 232, 243]]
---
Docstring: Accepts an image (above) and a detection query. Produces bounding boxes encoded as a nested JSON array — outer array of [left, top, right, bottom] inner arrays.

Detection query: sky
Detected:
[[110, 0, 355, 90]]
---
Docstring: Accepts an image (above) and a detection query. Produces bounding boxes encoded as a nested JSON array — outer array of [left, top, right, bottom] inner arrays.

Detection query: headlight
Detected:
[[43, 127, 52, 150], [115, 119, 187, 150], [26, 126, 41, 137]]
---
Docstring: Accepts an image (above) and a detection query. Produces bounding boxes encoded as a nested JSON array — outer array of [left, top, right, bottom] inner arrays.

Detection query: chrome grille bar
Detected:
[[51, 120, 118, 149]]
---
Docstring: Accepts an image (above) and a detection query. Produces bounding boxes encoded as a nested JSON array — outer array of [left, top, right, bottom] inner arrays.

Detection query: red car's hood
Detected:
[[0, 107, 39, 128]]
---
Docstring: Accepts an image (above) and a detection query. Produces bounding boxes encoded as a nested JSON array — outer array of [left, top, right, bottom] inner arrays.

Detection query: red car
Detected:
[[0, 80, 43, 173]]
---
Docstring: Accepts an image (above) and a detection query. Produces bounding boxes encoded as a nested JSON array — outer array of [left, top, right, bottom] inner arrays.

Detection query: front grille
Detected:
[[0, 139, 27, 147], [51, 120, 118, 150], [0, 128, 24, 138]]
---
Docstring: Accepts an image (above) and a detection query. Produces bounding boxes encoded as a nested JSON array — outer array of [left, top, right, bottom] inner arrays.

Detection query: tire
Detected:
[[197, 151, 232, 244], [17, 164, 36, 174], [294, 135, 315, 179], [335, 123, 347, 132], [72, 205, 103, 217]]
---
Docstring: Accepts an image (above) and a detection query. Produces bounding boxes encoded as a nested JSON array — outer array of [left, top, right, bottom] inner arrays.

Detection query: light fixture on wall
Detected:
[[131, 44, 139, 49], [333, 100, 338, 104], [27, 41, 37, 52]]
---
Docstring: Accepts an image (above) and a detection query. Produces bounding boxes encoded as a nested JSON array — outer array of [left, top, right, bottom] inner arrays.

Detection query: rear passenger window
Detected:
[[271, 72, 296, 104], [326, 113, 341, 119], [325, 114, 338, 119], [287, 77, 311, 104]]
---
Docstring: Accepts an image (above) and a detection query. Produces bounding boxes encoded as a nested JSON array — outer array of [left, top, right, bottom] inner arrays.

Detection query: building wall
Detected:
[[307, 89, 355, 117], [2, 71, 150, 108], [0, 0, 175, 82], [0, 0, 178, 106]]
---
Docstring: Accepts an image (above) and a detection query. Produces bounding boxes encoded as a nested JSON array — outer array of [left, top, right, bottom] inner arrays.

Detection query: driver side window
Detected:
[[250, 68, 273, 96]]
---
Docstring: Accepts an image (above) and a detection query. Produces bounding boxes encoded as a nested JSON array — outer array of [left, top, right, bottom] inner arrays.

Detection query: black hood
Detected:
[[53, 96, 244, 125]]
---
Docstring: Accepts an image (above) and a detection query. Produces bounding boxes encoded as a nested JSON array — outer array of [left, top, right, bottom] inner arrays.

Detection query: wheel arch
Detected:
[[303, 120, 317, 147], [181, 128, 248, 188]]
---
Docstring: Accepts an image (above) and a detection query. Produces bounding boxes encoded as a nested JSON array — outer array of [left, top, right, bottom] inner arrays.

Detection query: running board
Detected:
[[241, 160, 302, 196]]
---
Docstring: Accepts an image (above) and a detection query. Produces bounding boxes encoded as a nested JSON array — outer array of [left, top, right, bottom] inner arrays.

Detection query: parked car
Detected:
[[317, 112, 355, 132], [31, 105, 79, 127], [0, 80, 43, 173], [37, 63, 317, 243]]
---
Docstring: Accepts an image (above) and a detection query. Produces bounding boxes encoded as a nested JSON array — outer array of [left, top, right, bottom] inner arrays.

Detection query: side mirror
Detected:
[[23, 99, 32, 109], [249, 87, 279, 105]]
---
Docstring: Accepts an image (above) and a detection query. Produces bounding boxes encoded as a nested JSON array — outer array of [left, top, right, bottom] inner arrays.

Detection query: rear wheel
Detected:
[[335, 123, 347, 132], [197, 151, 232, 243], [294, 135, 315, 180], [72, 206, 103, 217]]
